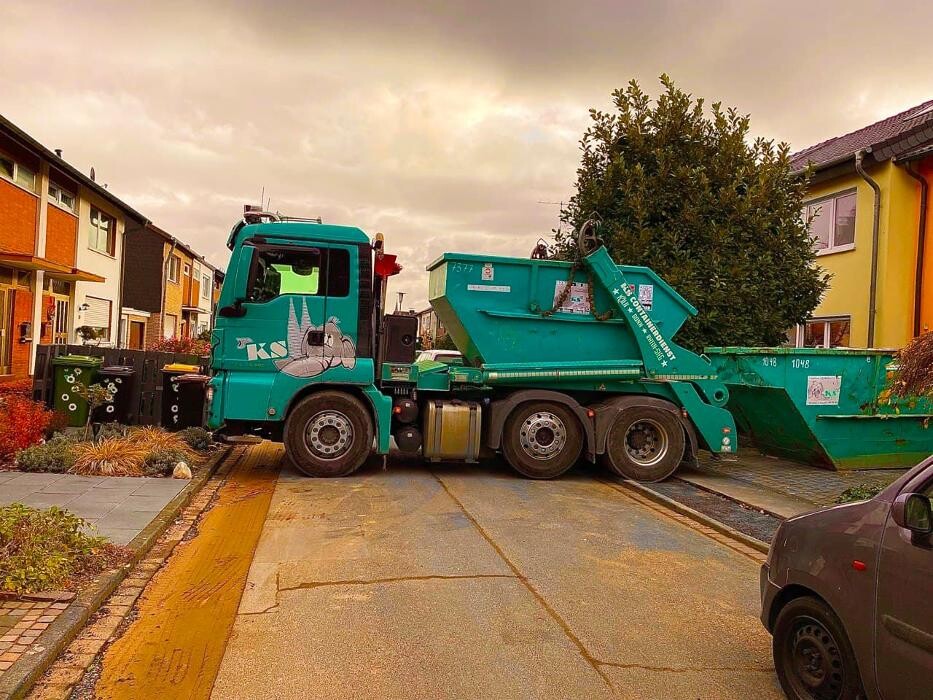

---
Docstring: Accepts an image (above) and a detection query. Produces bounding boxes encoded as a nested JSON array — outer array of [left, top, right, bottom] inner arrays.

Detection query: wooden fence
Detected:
[[33, 344, 209, 426]]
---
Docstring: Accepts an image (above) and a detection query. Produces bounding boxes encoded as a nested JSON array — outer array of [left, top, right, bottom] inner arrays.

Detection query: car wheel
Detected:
[[601, 406, 685, 482], [773, 596, 865, 700], [502, 401, 583, 479], [284, 391, 373, 477]]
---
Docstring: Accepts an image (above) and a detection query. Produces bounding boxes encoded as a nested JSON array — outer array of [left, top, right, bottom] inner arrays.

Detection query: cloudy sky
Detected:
[[3, 0, 932, 308]]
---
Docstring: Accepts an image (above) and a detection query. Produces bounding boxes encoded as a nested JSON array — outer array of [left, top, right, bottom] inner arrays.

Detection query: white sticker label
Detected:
[[638, 284, 654, 310], [553, 281, 591, 314], [482, 263, 494, 281], [806, 376, 841, 405], [467, 284, 511, 292]]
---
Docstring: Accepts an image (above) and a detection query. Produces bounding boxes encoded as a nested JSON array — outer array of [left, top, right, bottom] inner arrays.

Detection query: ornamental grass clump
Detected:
[[0, 503, 105, 595], [127, 426, 197, 461], [70, 438, 148, 477]]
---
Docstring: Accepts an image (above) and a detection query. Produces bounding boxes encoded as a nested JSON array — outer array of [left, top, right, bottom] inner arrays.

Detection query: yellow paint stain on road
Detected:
[[94, 443, 281, 700]]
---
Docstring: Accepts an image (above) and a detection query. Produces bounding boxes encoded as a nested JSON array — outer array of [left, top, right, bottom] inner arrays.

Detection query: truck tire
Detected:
[[284, 391, 373, 477], [601, 406, 684, 482], [502, 401, 583, 479]]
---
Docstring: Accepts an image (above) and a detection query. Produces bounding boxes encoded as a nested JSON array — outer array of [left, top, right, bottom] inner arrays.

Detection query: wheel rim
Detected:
[[783, 615, 845, 700], [519, 411, 566, 461], [304, 410, 354, 460], [624, 419, 669, 467]]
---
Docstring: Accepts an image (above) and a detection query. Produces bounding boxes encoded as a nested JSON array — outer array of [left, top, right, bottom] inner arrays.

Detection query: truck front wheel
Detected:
[[502, 401, 583, 479], [601, 406, 684, 482], [284, 391, 373, 477]]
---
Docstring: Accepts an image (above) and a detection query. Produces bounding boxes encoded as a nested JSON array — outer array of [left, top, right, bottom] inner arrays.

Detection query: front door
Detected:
[[875, 464, 933, 699], [129, 321, 144, 349]]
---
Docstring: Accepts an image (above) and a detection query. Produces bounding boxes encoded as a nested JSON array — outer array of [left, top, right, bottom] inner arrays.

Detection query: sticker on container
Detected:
[[481, 263, 494, 281], [553, 281, 591, 314], [638, 284, 654, 311], [467, 284, 511, 292], [389, 365, 410, 381], [806, 376, 841, 406]]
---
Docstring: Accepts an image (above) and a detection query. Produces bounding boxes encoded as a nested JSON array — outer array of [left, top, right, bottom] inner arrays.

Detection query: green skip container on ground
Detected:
[[51, 354, 103, 427], [704, 347, 933, 470]]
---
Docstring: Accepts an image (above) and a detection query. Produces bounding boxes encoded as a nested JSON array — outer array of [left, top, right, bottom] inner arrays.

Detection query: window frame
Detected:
[[167, 254, 181, 284], [0, 150, 37, 193], [48, 183, 77, 213], [792, 315, 852, 348], [802, 188, 857, 256], [88, 206, 116, 255]]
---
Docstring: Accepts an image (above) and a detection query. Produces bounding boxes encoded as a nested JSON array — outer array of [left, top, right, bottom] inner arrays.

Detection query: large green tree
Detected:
[[554, 76, 828, 350]]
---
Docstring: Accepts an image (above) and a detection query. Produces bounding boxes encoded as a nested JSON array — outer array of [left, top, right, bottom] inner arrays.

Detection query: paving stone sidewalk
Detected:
[[691, 449, 908, 509], [0, 472, 187, 545]]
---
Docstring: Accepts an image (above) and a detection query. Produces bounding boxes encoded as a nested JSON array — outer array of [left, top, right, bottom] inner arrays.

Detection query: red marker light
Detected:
[[852, 560, 867, 571], [586, 409, 595, 418]]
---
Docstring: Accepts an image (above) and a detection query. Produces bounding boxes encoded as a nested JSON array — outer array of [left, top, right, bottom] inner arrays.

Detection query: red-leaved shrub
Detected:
[[0, 379, 33, 398], [0, 396, 53, 460], [149, 336, 211, 357]]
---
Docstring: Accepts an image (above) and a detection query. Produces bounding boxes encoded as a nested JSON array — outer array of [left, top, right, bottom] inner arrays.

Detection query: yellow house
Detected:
[[791, 100, 933, 349]]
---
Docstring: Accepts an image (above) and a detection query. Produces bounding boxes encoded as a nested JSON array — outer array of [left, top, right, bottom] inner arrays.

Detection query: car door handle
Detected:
[[882, 614, 933, 654]]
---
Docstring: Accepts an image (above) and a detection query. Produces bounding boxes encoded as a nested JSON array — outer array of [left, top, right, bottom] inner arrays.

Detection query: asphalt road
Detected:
[[209, 451, 782, 700]]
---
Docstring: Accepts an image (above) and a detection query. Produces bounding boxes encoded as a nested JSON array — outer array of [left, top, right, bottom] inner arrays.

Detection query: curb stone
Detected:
[[0, 446, 232, 700], [604, 477, 772, 555]]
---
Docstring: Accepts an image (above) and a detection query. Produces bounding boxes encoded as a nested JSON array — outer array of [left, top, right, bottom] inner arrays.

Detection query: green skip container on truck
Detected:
[[704, 347, 933, 470], [207, 210, 736, 481]]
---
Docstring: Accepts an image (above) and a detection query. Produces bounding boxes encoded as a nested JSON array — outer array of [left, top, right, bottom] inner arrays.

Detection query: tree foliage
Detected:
[[554, 76, 829, 349]]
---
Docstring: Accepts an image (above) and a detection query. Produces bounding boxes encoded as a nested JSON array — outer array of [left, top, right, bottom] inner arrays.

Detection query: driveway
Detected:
[[90, 445, 782, 700]]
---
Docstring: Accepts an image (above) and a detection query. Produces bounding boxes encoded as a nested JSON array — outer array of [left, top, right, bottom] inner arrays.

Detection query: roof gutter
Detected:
[[855, 149, 882, 347], [903, 161, 928, 336]]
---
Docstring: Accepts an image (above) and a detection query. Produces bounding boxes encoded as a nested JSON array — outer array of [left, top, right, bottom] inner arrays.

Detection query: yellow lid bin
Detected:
[[162, 363, 201, 373]]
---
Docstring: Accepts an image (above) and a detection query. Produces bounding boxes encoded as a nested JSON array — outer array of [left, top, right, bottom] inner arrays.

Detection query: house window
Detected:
[[89, 207, 116, 254], [81, 296, 112, 342], [794, 316, 851, 348], [167, 255, 181, 283], [201, 274, 211, 299], [803, 190, 856, 254], [0, 151, 37, 192], [184, 263, 191, 277], [48, 183, 76, 213], [163, 313, 178, 338]]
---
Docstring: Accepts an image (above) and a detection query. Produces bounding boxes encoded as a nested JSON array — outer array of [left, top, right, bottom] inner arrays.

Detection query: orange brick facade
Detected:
[[0, 178, 38, 255], [45, 204, 78, 267]]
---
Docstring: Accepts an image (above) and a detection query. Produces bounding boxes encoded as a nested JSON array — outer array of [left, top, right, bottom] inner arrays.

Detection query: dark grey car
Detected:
[[761, 455, 933, 700]]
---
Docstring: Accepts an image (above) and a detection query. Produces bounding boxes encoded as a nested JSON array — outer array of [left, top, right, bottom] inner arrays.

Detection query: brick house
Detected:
[[0, 114, 147, 378], [121, 224, 218, 347]]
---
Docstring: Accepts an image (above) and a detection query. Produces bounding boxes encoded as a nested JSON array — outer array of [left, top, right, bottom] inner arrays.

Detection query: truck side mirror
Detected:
[[219, 246, 254, 318], [892, 492, 933, 536]]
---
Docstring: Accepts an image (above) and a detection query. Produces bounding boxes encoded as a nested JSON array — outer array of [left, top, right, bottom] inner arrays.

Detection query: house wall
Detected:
[[45, 202, 78, 268], [0, 178, 38, 255], [917, 157, 933, 335], [73, 187, 125, 345], [121, 225, 165, 313], [163, 243, 187, 337], [805, 159, 920, 348]]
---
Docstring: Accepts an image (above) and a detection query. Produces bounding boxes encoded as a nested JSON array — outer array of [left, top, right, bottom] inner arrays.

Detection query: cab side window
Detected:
[[246, 247, 349, 302]]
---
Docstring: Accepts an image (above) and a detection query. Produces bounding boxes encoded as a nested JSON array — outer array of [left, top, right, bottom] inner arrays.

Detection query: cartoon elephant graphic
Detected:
[[274, 300, 356, 378]]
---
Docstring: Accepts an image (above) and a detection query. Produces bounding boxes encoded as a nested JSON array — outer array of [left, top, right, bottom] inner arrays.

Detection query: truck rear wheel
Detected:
[[601, 406, 684, 482], [284, 391, 373, 477], [502, 402, 583, 479]]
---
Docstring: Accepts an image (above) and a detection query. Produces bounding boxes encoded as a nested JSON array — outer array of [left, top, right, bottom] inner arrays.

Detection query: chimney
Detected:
[[54, 148, 62, 158], [90, 166, 96, 182]]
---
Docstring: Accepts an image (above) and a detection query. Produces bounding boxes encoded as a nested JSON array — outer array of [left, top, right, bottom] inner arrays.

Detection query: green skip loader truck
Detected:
[[207, 208, 736, 481]]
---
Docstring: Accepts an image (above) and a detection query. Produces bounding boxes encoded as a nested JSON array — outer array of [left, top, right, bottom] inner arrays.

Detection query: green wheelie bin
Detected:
[[52, 354, 103, 427]]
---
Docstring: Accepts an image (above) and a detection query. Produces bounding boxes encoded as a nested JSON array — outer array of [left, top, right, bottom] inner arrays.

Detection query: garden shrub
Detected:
[[70, 438, 147, 477], [0, 378, 33, 397], [142, 448, 189, 477], [179, 426, 213, 452], [149, 335, 210, 356], [0, 503, 105, 595], [95, 422, 130, 441], [836, 483, 886, 504], [16, 438, 77, 473], [0, 396, 53, 460]]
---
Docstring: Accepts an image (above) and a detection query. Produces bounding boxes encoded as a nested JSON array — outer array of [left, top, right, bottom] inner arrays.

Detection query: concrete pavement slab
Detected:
[[433, 463, 781, 695], [213, 578, 615, 700]]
